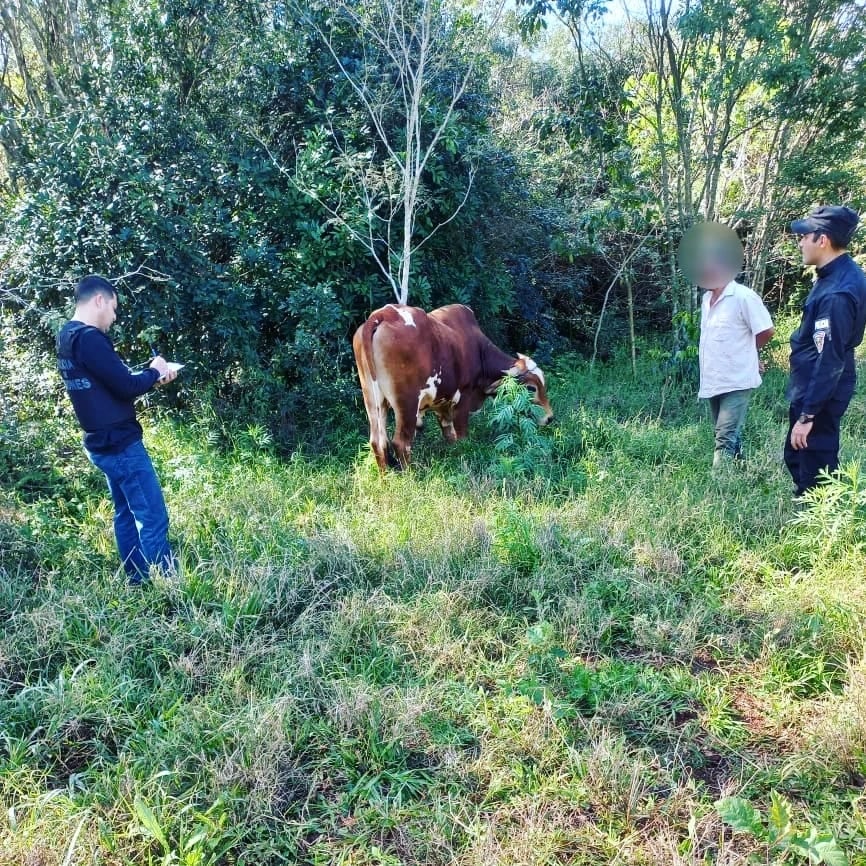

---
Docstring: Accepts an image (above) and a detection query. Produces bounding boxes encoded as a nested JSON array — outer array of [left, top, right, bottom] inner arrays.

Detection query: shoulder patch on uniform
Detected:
[[813, 330, 826, 353], [814, 318, 830, 330]]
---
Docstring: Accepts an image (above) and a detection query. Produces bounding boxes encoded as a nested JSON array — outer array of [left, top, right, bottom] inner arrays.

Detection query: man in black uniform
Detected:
[[57, 275, 178, 583], [786, 205, 866, 497]]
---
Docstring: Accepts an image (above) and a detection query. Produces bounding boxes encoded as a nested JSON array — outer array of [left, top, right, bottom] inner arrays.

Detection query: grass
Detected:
[[2, 332, 866, 864]]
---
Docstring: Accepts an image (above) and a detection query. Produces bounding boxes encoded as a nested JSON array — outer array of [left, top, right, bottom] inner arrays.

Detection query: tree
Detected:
[[0, 0, 527, 446], [515, 0, 866, 327], [286, 0, 505, 305]]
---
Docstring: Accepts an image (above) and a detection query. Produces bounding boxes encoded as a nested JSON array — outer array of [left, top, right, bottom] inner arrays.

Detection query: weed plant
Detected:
[[2, 332, 866, 864]]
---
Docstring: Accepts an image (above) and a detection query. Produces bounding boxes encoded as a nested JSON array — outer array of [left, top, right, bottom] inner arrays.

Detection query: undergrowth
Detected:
[[2, 333, 866, 864]]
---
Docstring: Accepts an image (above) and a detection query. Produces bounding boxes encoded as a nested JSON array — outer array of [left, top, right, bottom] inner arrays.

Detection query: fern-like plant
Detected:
[[487, 375, 552, 476]]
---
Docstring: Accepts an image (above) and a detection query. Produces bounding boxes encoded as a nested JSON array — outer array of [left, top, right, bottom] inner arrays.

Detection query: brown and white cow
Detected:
[[352, 303, 554, 470]]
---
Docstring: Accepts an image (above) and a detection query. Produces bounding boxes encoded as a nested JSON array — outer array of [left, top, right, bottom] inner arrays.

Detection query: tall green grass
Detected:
[[2, 336, 866, 864]]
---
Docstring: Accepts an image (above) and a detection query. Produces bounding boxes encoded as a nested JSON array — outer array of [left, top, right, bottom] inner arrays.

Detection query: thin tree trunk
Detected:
[[625, 269, 637, 378], [0, 6, 45, 114]]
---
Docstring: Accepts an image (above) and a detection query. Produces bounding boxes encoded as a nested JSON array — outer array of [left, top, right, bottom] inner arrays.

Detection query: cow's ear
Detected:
[[485, 378, 503, 395]]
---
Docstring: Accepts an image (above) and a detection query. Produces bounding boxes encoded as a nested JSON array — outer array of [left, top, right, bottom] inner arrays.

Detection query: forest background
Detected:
[[1, 0, 865, 443]]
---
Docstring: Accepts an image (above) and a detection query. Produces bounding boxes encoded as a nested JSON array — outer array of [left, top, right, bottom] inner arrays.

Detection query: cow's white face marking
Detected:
[[515, 353, 545, 386], [388, 304, 416, 327]]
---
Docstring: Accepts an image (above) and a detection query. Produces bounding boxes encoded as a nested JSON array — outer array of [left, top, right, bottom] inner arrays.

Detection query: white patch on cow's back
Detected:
[[387, 304, 416, 327]]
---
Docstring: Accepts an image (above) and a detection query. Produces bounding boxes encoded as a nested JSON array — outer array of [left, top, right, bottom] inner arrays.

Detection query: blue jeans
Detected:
[[87, 439, 174, 583], [707, 389, 753, 467]]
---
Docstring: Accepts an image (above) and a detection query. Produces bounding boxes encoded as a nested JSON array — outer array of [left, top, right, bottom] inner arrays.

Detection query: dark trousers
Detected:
[[783, 399, 850, 496]]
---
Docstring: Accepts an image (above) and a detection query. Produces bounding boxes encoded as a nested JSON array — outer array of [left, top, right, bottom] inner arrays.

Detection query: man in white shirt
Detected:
[[699, 281, 775, 466], [683, 223, 775, 467]]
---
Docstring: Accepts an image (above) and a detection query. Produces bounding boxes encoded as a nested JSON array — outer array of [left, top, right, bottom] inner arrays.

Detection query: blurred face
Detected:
[[696, 255, 736, 290], [678, 223, 744, 290]]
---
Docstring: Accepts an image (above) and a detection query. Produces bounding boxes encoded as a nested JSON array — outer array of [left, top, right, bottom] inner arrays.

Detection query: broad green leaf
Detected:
[[133, 796, 169, 850], [715, 797, 764, 836], [183, 829, 207, 851], [527, 622, 554, 646], [766, 790, 793, 845], [813, 834, 848, 866], [788, 834, 814, 856], [789, 827, 848, 865]]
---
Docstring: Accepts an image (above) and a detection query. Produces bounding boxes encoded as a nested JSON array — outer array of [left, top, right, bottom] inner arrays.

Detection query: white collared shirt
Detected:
[[698, 280, 774, 399]]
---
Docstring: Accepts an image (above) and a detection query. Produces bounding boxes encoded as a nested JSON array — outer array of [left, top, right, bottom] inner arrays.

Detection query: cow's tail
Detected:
[[356, 315, 396, 468], [360, 316, 380, 381], [371, 319, 401, 470]]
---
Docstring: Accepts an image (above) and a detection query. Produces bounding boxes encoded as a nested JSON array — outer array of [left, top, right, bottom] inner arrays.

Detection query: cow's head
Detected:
[[486, 354, 554, 425]]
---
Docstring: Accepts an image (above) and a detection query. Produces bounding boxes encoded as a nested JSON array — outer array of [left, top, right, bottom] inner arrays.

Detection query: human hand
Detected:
[[149, 355, 177, 385], [790, 419, 813, 450]]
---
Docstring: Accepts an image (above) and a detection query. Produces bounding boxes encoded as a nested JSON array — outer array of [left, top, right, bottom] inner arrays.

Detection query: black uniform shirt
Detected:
[[57, 321, 160, 454], [788, 253, 866, 416]]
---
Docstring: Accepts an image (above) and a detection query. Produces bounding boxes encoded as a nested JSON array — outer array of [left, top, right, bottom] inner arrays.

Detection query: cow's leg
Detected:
[[435, 404, 457, 442], [373, 401, 393, 470], [353, 326, 390, 472], [391, 397, 418, 469], [452, 401, 472, 440], [359, 378, 390, 472]]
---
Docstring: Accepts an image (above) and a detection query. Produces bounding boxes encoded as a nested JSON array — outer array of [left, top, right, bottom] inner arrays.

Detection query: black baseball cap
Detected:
[[791, 205, 859, 246]]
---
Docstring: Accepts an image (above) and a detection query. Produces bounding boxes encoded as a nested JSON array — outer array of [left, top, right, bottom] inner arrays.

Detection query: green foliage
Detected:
[[4, 346, 866, 863], [784, 463, 866, 565], [3, 0, 864, 441], [485, 374, 553, 476], [129, 787, 241, 866], [514, 0, 610, 40], [716, 792, 848, 865], [0, 0, 534, 448], [491, 503, 542, 577]]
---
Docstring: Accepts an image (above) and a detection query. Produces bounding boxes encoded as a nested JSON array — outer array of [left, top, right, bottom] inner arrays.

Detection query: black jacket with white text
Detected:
[[788, 253, 866, 416], [57, 321, 160, 454]]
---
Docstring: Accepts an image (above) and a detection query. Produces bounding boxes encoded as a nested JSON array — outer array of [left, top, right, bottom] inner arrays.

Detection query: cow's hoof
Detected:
[[386, 443, 402, 470]]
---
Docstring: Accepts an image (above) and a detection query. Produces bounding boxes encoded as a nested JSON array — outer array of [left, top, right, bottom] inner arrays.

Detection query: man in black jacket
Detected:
[[786, 206, 866, 497], [57, 275, 178, 583]]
